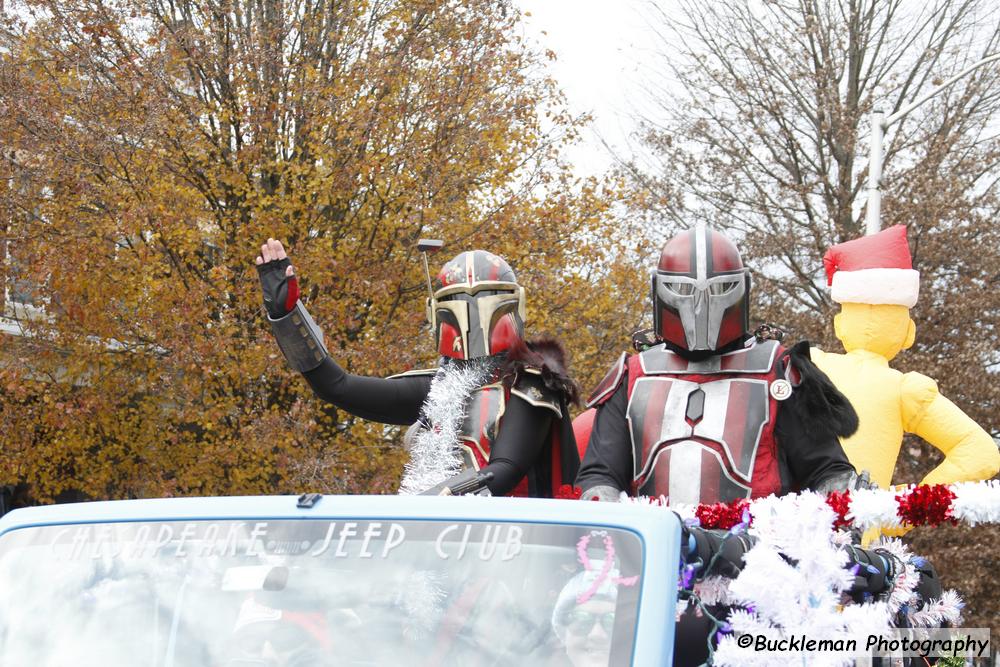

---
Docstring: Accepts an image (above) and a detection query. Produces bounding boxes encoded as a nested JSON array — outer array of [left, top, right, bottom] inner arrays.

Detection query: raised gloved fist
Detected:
[[255, 238, 300, 319]]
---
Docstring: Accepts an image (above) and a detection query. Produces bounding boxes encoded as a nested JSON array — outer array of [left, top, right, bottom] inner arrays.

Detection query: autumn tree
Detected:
[[628, 0, 1000, 631], [631, 0, 1000, 437], [0, 0, 643, 503]]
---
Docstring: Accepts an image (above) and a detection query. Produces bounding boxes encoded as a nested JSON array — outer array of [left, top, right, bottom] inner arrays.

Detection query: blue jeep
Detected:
[[0, 495, 680, 666]]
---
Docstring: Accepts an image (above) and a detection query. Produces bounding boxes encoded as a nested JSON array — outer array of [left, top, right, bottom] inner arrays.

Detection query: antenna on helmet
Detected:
[[416, 239, 444, 301]]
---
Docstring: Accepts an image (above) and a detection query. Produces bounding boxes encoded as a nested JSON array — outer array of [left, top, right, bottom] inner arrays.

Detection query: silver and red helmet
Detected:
[[428, 250, 526, 359], [652, 224, 750, 352]]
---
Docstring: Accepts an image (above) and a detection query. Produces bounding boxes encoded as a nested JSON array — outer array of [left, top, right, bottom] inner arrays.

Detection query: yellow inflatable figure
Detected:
[[812, 225, 1000, 491]]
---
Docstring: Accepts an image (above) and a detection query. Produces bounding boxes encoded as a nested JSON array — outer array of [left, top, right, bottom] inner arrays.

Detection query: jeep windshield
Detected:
[[0, 518, 643, 666]]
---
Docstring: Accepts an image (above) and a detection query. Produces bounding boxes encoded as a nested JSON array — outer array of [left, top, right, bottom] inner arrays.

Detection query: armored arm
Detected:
[[476, 391, 555, 497], [257, 253, 328, 373], [777, 399, 869, 493], [257, 252, 431, 425], [302, 361, 432, 426], [268, 301, 329, 373], [576, 355, 632, 501], [810, 469, 875, 494]]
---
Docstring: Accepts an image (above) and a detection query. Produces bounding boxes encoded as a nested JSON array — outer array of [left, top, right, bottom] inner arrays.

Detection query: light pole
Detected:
[[864, 52, 1000, 235]]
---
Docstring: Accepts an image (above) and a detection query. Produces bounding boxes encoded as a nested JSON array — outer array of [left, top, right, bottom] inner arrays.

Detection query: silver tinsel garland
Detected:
[[397, 358, 494, 495], [395, 570, 447, 640]]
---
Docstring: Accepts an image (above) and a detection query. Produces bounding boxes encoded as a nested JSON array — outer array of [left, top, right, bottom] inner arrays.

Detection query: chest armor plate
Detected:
[[627, 341, 782, 504], [458, 383, 506, 471]]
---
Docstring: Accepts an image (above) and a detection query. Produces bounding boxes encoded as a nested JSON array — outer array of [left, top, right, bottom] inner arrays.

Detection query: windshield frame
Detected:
[[0, 495, 681, 664]]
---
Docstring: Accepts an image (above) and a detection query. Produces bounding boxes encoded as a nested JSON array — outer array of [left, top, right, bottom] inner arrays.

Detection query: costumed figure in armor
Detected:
[[576, 224, 866, 504], [576, 224, 870, 666], [256, 238, 579, 497]]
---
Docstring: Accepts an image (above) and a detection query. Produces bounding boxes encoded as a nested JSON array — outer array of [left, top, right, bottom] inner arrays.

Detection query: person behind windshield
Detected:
[[424, 577, 533, 666], [256, 239, 579, 497], [223, 597, 334, 667], [550, 560, 623, 667]]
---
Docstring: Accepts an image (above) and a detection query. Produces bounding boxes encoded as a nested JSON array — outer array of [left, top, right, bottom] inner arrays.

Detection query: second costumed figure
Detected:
[[257, 239, 579, 497]]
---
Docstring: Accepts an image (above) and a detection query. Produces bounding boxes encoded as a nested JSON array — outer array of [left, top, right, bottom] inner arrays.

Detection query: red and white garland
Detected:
[[612, 480, 1000, 531], [552, 482, 1000, 666], [556, 480, 1000, 535], [685, 491, 968, 667]]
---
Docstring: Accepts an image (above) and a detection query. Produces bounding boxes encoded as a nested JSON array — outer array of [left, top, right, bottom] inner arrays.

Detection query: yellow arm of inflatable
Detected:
[[901, 372, 1000, 486]]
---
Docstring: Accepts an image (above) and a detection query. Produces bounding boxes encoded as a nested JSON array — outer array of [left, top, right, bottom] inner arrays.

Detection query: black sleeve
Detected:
[[481, 394, 553, 496], [575, 372, 632, 493], [774, 392, 857, 492], [301, 357, 431, 426]]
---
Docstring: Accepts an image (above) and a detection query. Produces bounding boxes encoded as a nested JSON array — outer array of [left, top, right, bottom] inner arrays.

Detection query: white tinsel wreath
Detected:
[[621, 483, 987, 664], [655, 492, 963, 667]]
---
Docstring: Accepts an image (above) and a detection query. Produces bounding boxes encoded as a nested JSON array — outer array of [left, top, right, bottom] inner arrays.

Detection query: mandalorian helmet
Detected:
[[428, 250, 526, 359], [652, 224, 750, 352]]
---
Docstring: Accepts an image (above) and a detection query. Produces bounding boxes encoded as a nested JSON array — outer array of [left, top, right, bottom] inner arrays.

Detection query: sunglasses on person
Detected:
[[566, 610, 616, 636]]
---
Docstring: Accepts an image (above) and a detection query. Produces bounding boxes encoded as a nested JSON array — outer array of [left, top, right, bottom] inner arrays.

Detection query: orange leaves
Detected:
[[0, 0, 632, 504]]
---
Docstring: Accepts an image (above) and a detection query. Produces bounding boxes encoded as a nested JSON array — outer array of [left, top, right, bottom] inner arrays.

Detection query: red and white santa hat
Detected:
[[823, 225, 919, 307]]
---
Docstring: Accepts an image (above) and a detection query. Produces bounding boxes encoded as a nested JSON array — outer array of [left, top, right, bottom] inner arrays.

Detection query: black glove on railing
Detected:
[[419, 470, 495, 496]]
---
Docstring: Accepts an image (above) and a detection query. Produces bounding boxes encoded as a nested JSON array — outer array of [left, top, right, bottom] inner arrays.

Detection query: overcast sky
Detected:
[[516, 0, 658, 177]]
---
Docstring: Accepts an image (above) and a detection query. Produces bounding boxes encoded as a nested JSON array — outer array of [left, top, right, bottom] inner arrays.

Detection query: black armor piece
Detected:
[[268, 302, 330, 373], [510, 369, 563, 418]]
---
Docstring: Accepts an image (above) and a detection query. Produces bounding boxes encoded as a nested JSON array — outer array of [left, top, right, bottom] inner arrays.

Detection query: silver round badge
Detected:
[[770, 379, 793, 401]]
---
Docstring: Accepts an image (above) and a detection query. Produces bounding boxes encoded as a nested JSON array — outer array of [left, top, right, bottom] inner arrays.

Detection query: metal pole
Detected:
[[865, 109, 884, 235], [885, 52, 1000, 127], [865, 52, 1000, 235], [421, 252, 434, 300]]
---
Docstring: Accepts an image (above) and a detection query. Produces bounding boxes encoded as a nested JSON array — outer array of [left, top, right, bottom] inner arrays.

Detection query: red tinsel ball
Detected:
[[694, 498, 750, 530], [555, 484, 582, 500], [825, 490, 852, 529], [896, 484, 957, 527]]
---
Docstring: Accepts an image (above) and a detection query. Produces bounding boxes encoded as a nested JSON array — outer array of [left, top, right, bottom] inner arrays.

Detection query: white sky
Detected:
[[515, 0, 657, 177]]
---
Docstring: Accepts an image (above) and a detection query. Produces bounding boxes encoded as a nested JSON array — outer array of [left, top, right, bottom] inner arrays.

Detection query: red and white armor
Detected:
[[464, 370, 566, 496], [399, 366, 566, 498], [652, 223, 750, 353], [587, 339, 795, 504]]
